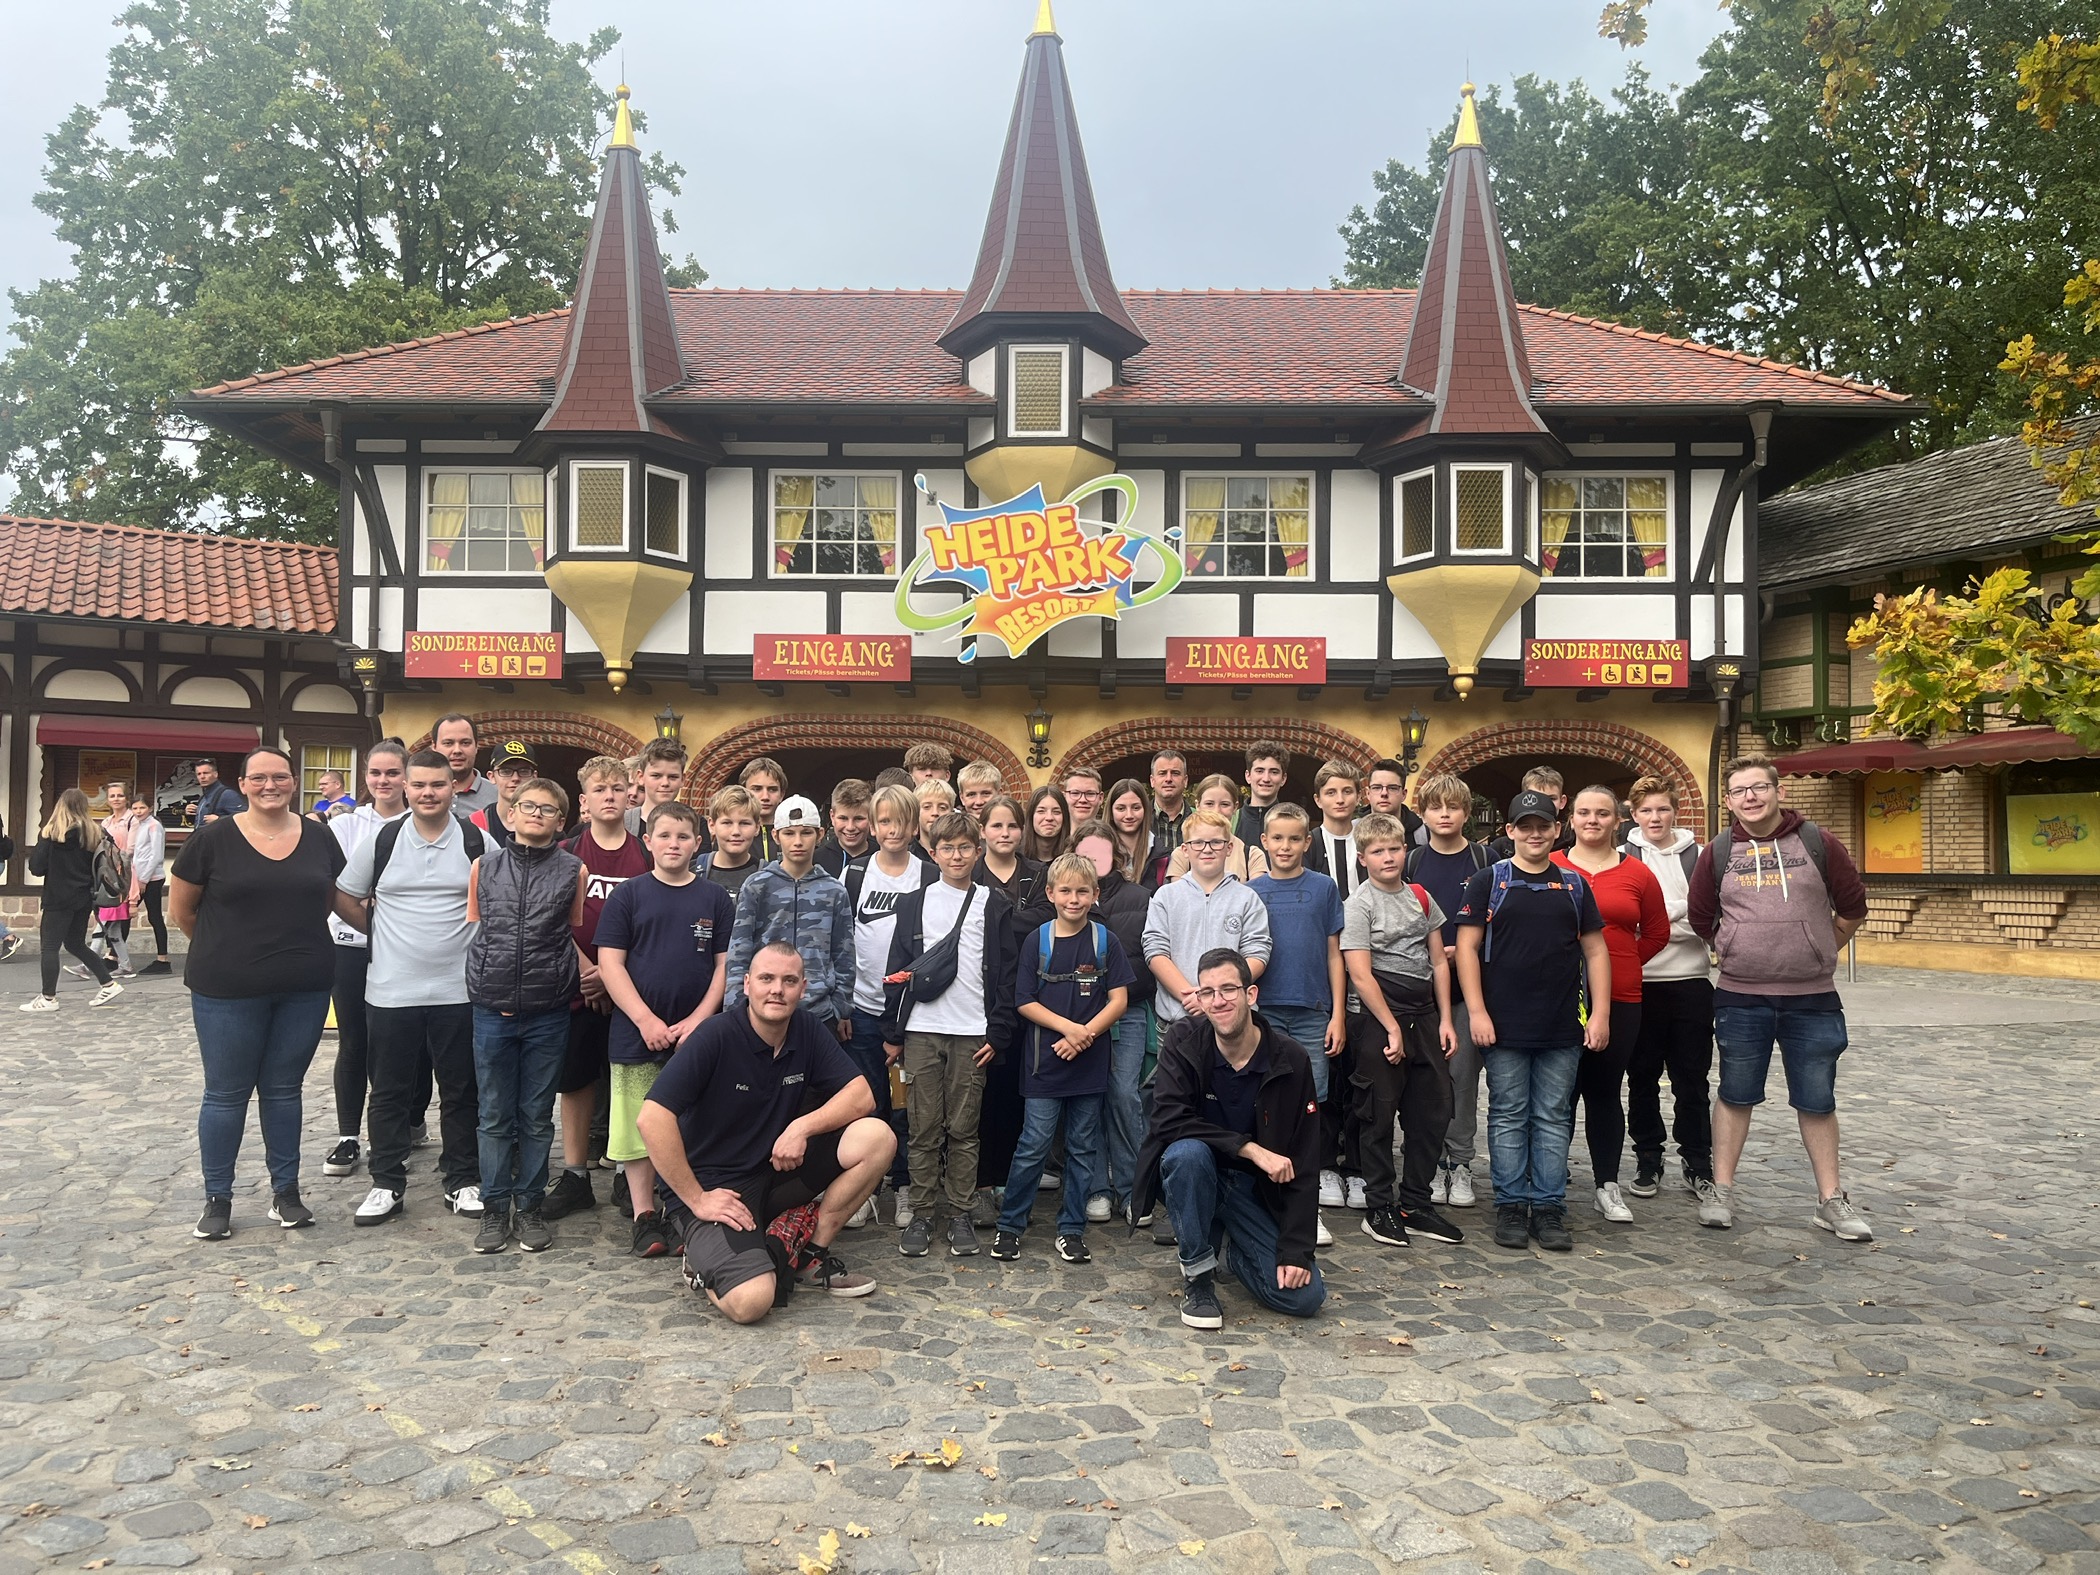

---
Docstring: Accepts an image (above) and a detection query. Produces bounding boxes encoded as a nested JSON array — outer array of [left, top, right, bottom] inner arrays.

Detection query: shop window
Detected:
[[770, 472, 899, 577], [301, 744, 357, 809], [1398, 469, 1434, 561], [1860, 771, 1923, 873], [1183, 473, 1312, 580], [1007, 345, 1068, 436], [645, 467, 686, 558], [1541, 474, 1670, 579], [425, 471, 545, 573], [1452, 466, 1510, 553], [2005, 759, 2100, 876], [571, 462, 629, 549]]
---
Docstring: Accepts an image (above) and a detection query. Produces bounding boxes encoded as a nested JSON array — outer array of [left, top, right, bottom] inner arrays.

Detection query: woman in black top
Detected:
[[170, 746, 346, 1242], [22, 789, 119, 1011]]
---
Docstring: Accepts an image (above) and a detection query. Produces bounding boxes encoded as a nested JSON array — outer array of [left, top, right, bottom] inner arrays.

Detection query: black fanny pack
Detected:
[[899, 886, 978, 1003], [1372, 968, 1435, 1016]]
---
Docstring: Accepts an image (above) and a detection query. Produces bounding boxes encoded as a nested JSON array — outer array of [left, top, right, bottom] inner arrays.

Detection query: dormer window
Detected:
[[644, 466, 686, 559], [1398, 468, 1435, 562], [1452, 465, 1511, 554], [1007, 345, 1069, 437], [570, 461, 629, 550]]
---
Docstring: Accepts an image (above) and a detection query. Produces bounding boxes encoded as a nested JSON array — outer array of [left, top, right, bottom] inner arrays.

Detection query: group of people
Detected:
[[159, 717, 1874, 1334], [16, 779, 173, 1012]]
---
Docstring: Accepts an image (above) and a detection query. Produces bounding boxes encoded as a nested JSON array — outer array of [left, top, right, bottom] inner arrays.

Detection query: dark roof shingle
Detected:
[[0, 515, 336, 635]]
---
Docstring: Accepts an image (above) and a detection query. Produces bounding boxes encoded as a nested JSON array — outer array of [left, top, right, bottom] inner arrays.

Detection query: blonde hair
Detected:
[[914, 778, 956, 812], [1351, 811, 1408, 856], [1628, 774, 1676, 808], [43, 788, 102, 850], [1192, 773, 1240, 809], [871, 783, 921, 832], [1184, 807, 1234, 840], [576, 755, 630, 789], [957, 759, 1003, 790], [1044, 851, 1100, 894], [1313, 758, 1361, 793], [707, 784, 758, 822], [1416, 772, 1471, 812]]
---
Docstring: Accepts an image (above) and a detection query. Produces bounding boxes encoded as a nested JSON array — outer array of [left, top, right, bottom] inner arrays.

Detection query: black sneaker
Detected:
[[1627, 1161, 1662, 1198], [323, 1138, 360, 1177], [899, 1217, 933, 1257], [1399, 1205, 1465, 1245], [947, 1216, 981, 1257], [1493, 1203, 1530, 1249], [474, 1210, 511, 1253], [612, 1168, 632, 1218], [542, 1169, 595, 1220], [1180, 1271, 1224, 1329], [989, 1229, 1022, 1260], [1361, 1207, 1410, 1247], [1530, 1206, 1574, 1252], [1054, 1233, 1090, 1264], [632, 1210, 670, 1258], [515, 1208, 553, 1253], [193, 1197, 233, 1241], [268, 1188, 315, 1229], [137, 959, 174, 976]]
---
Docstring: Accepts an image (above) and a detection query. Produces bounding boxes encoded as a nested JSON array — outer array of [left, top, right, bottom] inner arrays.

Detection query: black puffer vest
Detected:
[[465, 841, 582, 1013]]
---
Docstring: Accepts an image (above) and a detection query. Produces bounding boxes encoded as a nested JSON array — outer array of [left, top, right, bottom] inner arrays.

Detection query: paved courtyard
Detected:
[[1, 962, 2096, 1575]]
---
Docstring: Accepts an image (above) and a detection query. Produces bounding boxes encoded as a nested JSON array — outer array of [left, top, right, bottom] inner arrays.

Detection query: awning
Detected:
[[1780, 727, 2091, 776], [35, 716, 261, 752]]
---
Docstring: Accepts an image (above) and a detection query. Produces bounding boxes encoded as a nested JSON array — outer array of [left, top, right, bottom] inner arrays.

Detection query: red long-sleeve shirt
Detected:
[[1553, 851, 1669, 1004]]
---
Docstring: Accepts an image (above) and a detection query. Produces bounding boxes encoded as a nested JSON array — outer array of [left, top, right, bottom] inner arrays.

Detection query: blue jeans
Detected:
[[191, 990, 331, 1198], [1102, 1011, 1149, 1204], [1261, 1004, 1332, 1102], [1000, 1094, 1101, 1237], [1159, 1139, 1325, 1318], [849, 1010, 910, 1188], [471, 1006, 570, 1211], [1716, 996, 1846, 1114], [1482, 1045, 1583, 1210]]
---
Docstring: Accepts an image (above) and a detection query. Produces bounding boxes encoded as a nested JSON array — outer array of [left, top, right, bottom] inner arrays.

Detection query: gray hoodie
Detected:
[[1622, 827, 1711, 982], [1142, 872, 1273, 1023]]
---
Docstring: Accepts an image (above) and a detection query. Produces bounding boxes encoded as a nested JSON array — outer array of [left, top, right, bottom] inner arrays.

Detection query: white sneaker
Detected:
[[1814, 1191, 1873, 1241], [1345, 1176, 1369, 1211], [1315, 1214, 1333, 1247], [1038, 1169, 1061, 1192], [445, 1184, 485, 1217], [845, 1194, 877, 1230], [17, 995, 57, 1013], [354, 1187, 403, 1225], [1318, 1169, 1345, 1208], [1594, 1182, 1633, 1223], [1447, 1167, 1477, 1208], [409, 1121, 430, 1148], [1429, 1169, 1448, 1205], [1698, 1179, 1734, 1229], [893, 1192, 915, 1228], [91, 981, 125, 1008], [1085, 1193, 1112, 1223]]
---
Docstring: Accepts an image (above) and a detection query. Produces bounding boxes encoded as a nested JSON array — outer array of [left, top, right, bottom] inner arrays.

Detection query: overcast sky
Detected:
[[0, 0, 1727, 309]]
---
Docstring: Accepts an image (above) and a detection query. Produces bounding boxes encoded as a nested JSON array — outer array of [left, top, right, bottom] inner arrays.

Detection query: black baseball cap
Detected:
[[489, 739, 539, 772], [1507, 790, 1560, 826]]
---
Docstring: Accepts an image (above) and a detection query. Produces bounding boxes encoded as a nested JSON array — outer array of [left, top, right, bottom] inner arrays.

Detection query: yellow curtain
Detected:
[[1630, 476, 1668, 577], [514, 473, 546, 568], [1539, 478, 1578, 575], [1275, 509, 1309, 575], [1183, 476, 1224, 571], [426, 473, 467, 570], [861, 476, 898, 572], [773, 474, 812, 572]]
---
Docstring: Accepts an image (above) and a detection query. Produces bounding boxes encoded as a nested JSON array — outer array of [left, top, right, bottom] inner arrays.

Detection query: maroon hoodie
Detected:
[[1688, 810, 1867, 996]]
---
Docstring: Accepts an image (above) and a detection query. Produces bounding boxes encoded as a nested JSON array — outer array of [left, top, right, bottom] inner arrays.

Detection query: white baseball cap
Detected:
[[773, 794, 822, 830]]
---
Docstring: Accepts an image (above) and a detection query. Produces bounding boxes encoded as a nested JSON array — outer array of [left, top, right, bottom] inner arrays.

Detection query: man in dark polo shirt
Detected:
[[637, 941, 895, 1323]]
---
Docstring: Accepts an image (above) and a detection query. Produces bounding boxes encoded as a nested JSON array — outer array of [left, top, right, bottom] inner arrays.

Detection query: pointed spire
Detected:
[[938, 8, 1145, 361], [539, 84, 686, 435], [1395, 83, 1546, 436]]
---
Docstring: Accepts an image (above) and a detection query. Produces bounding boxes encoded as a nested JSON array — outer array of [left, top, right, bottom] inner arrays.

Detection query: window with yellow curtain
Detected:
[[425, 471, 546, 573], [300, 744, 356, 808], [1182, 474, 1310, 579], [1540, 473, 1670, 579], [771, 472, 897, 576]]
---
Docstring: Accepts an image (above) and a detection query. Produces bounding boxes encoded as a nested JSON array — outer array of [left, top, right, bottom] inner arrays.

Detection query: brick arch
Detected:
[[409, 710, 645, 762], [1421, 719, 1705, 826], [1053, 715, 1382, 785], [690, 713, 1032, 801]]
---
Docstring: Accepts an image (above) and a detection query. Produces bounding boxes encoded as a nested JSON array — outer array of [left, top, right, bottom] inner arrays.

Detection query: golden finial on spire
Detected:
[[1031, 0, 1058, 37], [609, 83, 636, 151], [1451, 82, 1482, 151]]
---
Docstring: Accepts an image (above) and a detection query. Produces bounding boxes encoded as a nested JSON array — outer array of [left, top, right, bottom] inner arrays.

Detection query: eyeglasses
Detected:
[[1725, 783, 1775, 800], [1185, 838, 1229, 854], [245, 774, 295, 786], [515, 802, 562, 818], [1195, 983, 1244, 1003]]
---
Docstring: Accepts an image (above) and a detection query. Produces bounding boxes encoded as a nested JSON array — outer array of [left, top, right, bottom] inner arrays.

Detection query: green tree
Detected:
[[0, 0, 699, 543]]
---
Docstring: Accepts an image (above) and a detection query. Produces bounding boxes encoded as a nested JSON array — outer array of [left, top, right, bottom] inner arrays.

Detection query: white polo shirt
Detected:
[[338, 814, 476, 1007]]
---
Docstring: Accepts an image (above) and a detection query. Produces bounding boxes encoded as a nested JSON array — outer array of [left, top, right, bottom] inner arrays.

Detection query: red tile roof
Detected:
[[189, 288, 1910, 413], [0, 515, 337, 635]]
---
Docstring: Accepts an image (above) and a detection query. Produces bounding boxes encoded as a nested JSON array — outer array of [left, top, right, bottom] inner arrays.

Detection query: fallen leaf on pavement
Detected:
[[974, 1513, 1007, 1527], [702, 1433, 729, 1447], [796, 1527, 841, 1574], [845, 1523, 873, 1539], [1178, 1540, 1205, 1555], [243, 1515, 268, 1530]]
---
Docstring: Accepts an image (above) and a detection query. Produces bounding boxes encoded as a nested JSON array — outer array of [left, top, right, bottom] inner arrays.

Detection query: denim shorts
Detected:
[[1715, 998, 1847, 1115]]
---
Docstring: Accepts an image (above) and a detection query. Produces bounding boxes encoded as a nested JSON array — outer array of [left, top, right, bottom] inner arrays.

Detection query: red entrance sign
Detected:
[[753, 634, 912, 683], [1166, 637, 1326, 685], [404, 631, 563, 680], [1524, 638, 1689, 689]]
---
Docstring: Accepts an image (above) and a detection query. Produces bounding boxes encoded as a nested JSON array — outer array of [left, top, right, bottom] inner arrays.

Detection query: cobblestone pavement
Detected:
[[2, 963, 2097, 1575]]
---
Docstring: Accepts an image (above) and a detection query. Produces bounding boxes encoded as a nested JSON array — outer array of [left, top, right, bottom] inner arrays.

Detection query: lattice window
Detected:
[[572, 463, 628, 549], [1009, 347, 1068, 435]]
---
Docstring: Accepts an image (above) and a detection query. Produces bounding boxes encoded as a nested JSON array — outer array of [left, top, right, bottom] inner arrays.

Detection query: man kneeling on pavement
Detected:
[[1132, 948, 1326, 1329], [637, 942, 895, 1323]]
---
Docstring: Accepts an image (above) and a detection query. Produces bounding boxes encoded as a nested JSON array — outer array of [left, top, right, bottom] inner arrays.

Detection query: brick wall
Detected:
[[1850, 884, 2100, 952], [1923, 771, 1993, 874]]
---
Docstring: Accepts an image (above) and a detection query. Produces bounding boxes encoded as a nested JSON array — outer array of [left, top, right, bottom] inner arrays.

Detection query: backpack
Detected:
[[843, 852, 936, 912], [92, 833, 131, 907], [1623, 837, 1699, 885], [1404, 840, 1491, 883], [1708, 823, 1827, 904], [1037, 920, 1111, 983], [1480, 859, 1588, 964]]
